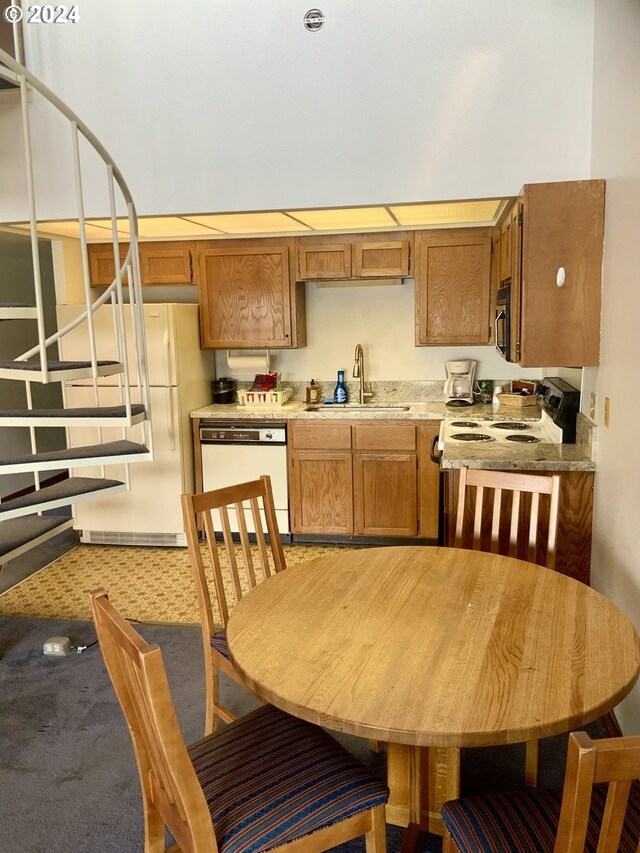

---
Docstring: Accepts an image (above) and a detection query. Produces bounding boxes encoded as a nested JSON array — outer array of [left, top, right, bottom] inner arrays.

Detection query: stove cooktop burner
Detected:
[[451, 433, 494, 442], [450, 421, 478, 428], [492, 422, 532, 431], [504, 434, 541, 443]]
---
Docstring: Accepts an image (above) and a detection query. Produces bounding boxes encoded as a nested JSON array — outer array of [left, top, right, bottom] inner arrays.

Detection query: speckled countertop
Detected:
[[190, 401, 595, 472]]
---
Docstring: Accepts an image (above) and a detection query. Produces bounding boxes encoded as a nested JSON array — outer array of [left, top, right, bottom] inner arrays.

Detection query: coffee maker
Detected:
[[444, 359, 477, 407]]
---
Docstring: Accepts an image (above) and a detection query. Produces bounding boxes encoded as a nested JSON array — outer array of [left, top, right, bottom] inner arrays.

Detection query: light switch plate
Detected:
[[604, 397, 610, 427]]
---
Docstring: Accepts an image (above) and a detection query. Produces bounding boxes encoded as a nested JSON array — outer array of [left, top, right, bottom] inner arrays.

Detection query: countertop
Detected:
[[190, 401, 595, 472]]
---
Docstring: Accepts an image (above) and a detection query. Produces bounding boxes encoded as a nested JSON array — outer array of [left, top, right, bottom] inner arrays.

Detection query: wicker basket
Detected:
[[237, 388, 292, 407], [496, 392, 539, 409]]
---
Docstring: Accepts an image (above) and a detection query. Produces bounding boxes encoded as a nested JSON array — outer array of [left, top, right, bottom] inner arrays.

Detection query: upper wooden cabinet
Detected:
[[296, 233, 412, 281], [506, 180, 604, 367], [88, 241, 196, 287], [414, 228, 492, 346], [197, 238, 306, 349]]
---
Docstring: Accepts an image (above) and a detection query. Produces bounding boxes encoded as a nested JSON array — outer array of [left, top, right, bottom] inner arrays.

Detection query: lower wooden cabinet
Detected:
[[288, 420, 440, 539]]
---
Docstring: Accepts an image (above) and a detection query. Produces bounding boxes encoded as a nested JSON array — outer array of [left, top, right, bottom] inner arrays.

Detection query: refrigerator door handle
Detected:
[[167, 387, 176, 452], [163, 324, 172, 387]]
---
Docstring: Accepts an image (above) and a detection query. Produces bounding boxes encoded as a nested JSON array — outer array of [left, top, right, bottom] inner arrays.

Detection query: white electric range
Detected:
[[437, 409, 562, 452], [437, 377, 581, 452]]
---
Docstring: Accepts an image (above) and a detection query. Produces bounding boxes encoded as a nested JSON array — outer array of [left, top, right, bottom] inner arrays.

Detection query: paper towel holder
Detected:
[[226, 349, 271, 373]]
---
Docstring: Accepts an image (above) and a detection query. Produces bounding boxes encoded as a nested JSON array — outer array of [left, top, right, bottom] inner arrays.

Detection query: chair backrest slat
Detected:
[[219, 505, 242, 604], [473, 485, 484, 549], [235, 501, 257, 589], [554, 732, 640, 853], [89, 588, 218, 852], [250, 496, 271, 581], [509, 489, 521, 557], [455, 467, 561, 569], [202, 512, 229, 626], [490, 488, 502, 553]]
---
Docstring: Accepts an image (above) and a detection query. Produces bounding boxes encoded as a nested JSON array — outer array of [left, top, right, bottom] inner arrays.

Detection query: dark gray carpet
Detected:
[[0, 615, 608, 853]]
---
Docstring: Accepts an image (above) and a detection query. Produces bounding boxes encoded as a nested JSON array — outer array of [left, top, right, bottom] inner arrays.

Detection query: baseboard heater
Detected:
[[79, 530, 186, 547]]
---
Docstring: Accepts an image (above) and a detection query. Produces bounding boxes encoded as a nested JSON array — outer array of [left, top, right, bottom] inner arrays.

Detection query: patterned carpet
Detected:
[[0, 542, 356, 624]]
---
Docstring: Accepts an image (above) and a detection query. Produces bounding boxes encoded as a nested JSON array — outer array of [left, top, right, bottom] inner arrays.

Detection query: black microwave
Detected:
[[495, 284, 511, 361]]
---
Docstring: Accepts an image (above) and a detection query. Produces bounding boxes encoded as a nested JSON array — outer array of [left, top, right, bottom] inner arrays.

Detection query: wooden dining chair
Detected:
[[454, 466, 561, 786], [441, 730, 640, 852], [89, 588, 388, 853], [181, 475, 287, 735]]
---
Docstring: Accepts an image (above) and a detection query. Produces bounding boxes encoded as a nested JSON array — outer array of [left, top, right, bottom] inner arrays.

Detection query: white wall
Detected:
[[1, 0, 595, 221], [215, 279, 543, 384], [589, 0, 640, 732]]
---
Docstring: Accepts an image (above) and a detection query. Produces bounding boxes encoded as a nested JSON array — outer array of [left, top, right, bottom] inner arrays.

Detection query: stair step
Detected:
[[0, 516, 74, 563], [0, 477, 126, 520], [0, 359, 124, 383], [0, 403, 147, 427], [0, 304, 38, 320], [0, 440, 151, 475]]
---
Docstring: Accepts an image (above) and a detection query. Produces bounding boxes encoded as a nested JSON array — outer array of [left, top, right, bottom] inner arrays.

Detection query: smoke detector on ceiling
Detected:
[[304, 9, 325, 31]]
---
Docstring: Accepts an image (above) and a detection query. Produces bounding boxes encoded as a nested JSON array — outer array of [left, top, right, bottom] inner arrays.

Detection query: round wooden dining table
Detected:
[[226, 546, 640, 851]]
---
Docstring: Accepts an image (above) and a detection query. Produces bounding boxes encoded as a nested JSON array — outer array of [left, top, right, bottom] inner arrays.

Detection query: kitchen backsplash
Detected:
[[233, 379, 515, 403]]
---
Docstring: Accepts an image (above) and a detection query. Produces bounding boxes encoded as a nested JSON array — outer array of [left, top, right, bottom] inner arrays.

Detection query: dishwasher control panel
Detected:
[[200, 422, 286, 445]]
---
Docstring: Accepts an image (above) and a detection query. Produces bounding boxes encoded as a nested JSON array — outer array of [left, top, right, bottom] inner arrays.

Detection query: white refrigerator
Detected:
[[57, 303, 215, 546]]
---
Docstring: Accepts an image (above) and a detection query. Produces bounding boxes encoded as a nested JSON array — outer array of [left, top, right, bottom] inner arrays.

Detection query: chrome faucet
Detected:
[[353, 344, 373, 404]]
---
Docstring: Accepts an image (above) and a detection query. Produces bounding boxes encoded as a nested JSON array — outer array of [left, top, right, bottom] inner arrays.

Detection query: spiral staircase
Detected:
[[0, 46, 153, 566]]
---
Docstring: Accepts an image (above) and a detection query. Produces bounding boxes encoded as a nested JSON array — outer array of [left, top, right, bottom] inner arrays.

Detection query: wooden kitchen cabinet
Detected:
[[88, 241, 196, 287], [289, 419, 439, 540], [297, 243, 352, 280], [503, 180, 604, 367], [296, 232, 412, 281], [415, 228, 492, 345], [197, 238, 306, 348]]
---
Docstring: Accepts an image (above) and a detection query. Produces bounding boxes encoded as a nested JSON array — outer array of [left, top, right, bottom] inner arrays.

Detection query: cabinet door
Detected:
[[298, 243, 352, 280], [354, 240, 410, 277], [354, 452, 418, 536], [88, 244, 129, 287], [519, 180, 604, 367], [415, 229, 492, 345], [199, 245, 293, 347], [289, 450, 353, 534], [140, 244, 193, 285]]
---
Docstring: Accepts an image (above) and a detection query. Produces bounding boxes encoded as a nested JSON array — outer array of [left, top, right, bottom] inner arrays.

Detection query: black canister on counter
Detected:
[[211, 377, 236, 404]]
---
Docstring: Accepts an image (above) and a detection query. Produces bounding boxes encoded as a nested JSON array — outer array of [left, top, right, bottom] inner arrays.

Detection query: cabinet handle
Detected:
[[556, 267, 566, 287]]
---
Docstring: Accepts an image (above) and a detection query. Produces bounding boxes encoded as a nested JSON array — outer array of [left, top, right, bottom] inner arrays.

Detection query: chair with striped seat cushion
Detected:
[[182, 476, 287, 735], [441, 731, 640, 853], [90, 588, 388, 853]]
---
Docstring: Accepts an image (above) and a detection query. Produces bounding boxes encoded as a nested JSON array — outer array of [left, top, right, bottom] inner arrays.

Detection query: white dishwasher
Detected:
[[199, 421, 289, 535]]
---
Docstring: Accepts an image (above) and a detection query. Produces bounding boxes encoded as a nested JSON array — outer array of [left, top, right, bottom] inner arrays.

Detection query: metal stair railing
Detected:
[[0, 46, 153, 556]]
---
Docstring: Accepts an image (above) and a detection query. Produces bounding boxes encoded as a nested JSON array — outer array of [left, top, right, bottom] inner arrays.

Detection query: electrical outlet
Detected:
[[589, 392, 597, 421], [604, 397, 611, 427], [43, 636, 71, 657]]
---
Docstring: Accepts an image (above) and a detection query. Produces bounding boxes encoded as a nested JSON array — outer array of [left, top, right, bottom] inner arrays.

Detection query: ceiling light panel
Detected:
[[390, 200, 502, 226], [10, 221, 128, 240], [135, 217, 220, 237], [185, 212, 310, 234], [289, 207, 395, 230]]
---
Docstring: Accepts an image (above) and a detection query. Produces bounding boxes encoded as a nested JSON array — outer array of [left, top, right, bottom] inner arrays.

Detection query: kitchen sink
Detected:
[[305, 404, 411, 412]]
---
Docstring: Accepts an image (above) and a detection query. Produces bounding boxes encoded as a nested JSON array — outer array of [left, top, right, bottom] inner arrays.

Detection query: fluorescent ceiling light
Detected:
[[9, 220, 128, 239], [184, 212, 310, 234], [135, 217, 220, 237], [390, 199, 502, 226], [289, 207, 395, 230]]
